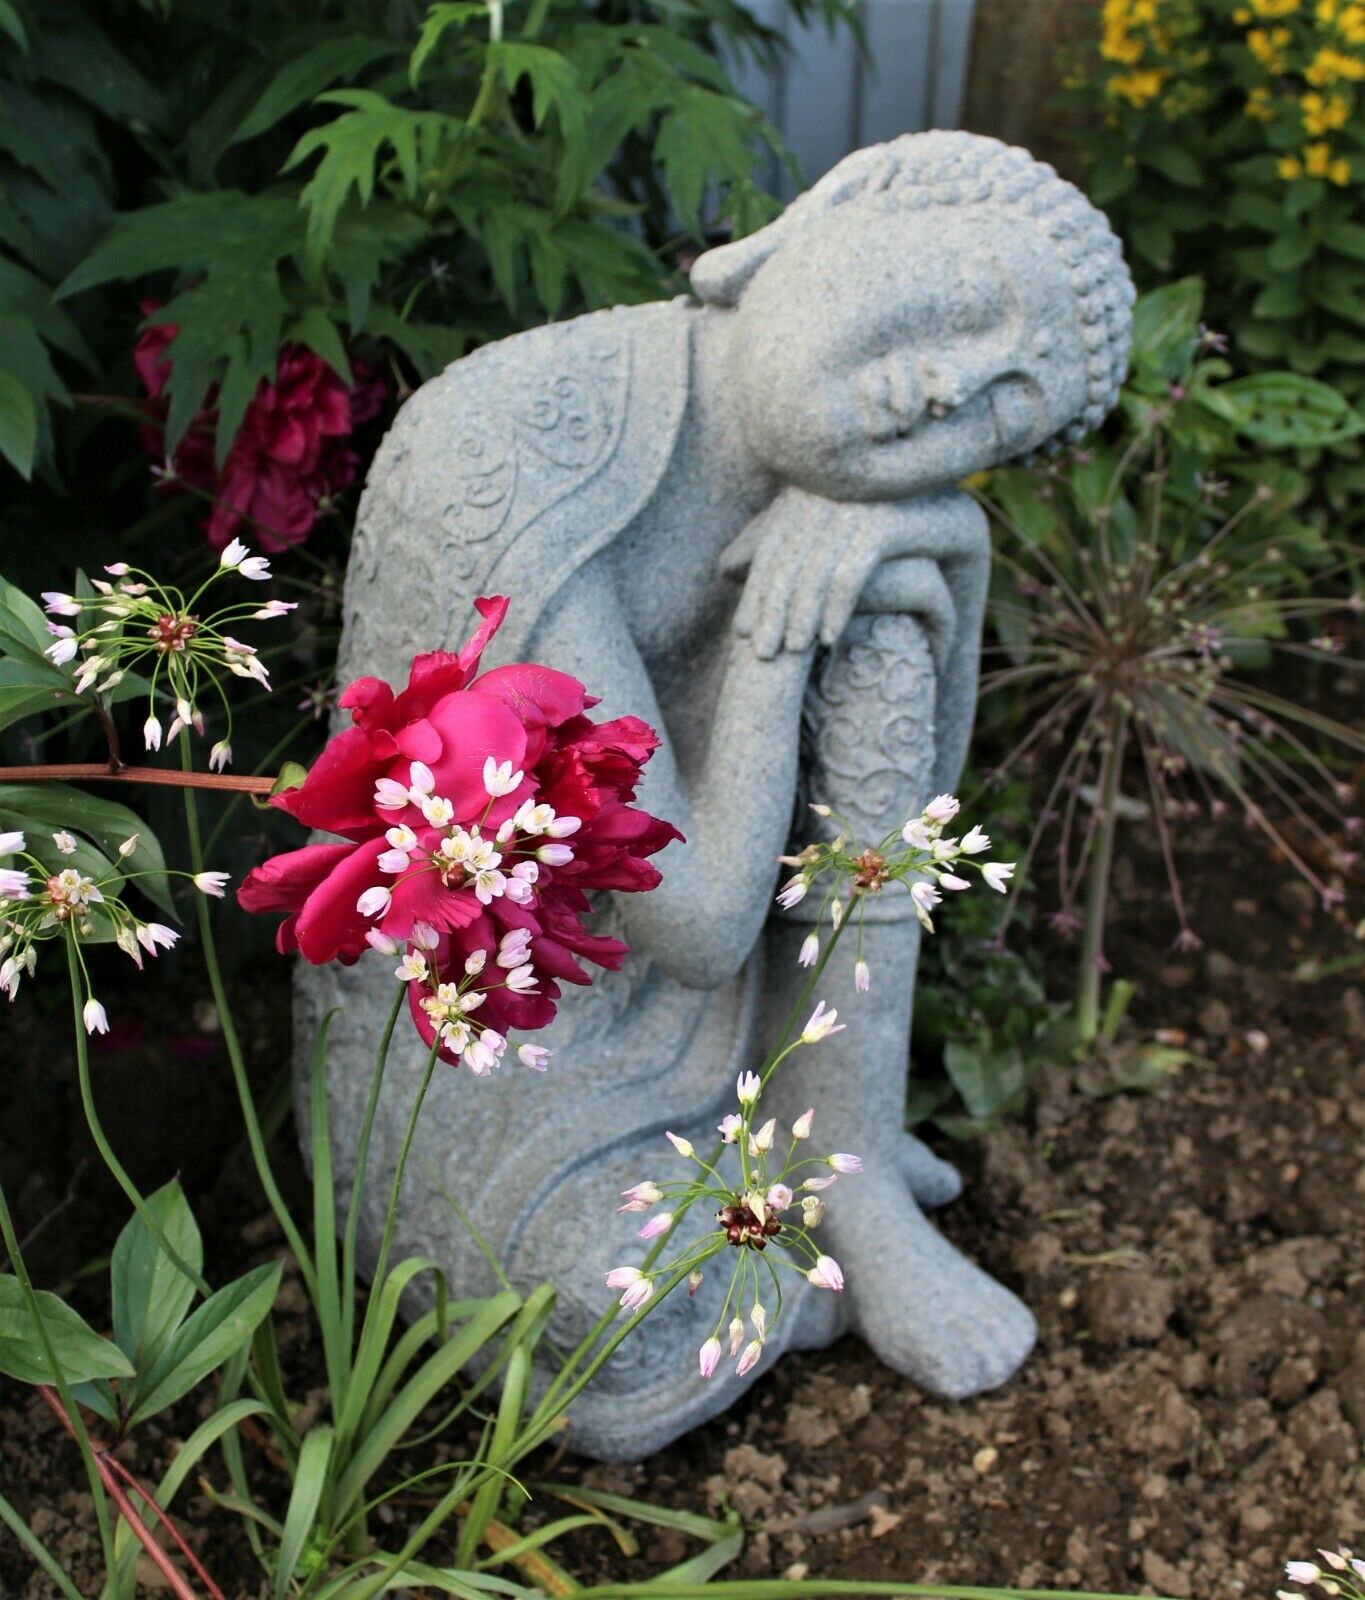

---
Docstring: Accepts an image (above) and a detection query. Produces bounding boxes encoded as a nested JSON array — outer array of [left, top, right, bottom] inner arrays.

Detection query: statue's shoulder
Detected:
[[365, 298, 691, 552], [346, 298, 694, 671]]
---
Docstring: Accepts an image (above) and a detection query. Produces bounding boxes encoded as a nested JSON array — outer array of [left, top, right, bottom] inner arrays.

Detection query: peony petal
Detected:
[[470, 662, 587, 729], [237, 842, 354, 914], [292, 836, 389, 963], [423, 692, 529, 821], [272, 726, 382, 840]]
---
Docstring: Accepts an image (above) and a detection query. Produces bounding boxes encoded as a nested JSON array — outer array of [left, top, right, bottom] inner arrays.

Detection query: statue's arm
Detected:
[[526, 553, 812, 991]]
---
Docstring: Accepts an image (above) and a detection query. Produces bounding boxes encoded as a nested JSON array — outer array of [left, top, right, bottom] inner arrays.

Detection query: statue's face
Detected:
[[730, 209, 1090, 500]]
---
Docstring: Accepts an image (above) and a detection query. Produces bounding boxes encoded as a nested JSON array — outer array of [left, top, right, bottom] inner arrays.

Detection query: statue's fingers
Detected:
[[819, 536, 878, 648], [784, 541, 835, 655]]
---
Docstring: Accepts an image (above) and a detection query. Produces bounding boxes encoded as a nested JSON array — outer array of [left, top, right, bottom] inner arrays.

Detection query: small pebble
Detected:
[[1245, 1029, 1270, 1055], [972, 1446, 999, 1475]]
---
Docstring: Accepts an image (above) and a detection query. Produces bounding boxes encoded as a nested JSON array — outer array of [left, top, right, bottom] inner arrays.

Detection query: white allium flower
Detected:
[[828, 1152, 863, 1174], [798, 932, 819, 968], [356, 885, 391, 918], [735, 1071, 760, 1105], [0, 831, 24, 855], [378, 848, 411, 874], [374, 778, 409, 810], [42, 592, 81, 616], [0, 868, 32, 901], [395, 951, 428, 983], [776, 875, 808, 909], [982, 861, 1015, 893], [911, 880, 941, 911], [638, 1212, 673, 1240], [960, 825, 990, 854], [545, 814, 581, 837], [517, 1043, 550, 1070], [616, 1182, 661, 1212], [82, 997, 110, 1035], [365, 929, 400, 955], [219, 538, 250, 569], [698, 1337, 722, 1378], [51, 832, 77, 856], [801, 1000, 844, 1043], [193, 871, 230, 897], [855, 958, 870, 992], [482, 756, 524, 797], [1286, 1566, 1321, 1586], [807, 1255, 845, 1291], [209, 741, 232, 772], [421, 795, 455, 827], [924, 793, 960, 823]]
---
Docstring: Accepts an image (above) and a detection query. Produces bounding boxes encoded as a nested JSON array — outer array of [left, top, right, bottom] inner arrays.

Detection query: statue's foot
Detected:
[[896, 1130, 962, 1209], [833, 1169, 1036, 1400]]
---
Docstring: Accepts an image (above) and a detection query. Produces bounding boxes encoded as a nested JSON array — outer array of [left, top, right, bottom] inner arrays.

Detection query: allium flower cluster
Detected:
[[1279, 1546, 1365, 1600], [0, 830, 227, 1031], [238, 597, 681, 1073], [135, 310, 385, 554], [43, 540, 290, 767], [607, 1004, 858, 1380], [776, 793, 1014, 986]]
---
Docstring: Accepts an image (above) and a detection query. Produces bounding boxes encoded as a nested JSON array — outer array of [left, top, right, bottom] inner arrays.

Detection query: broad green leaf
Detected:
[[1129, 278, 1203, 386], [1326, 219, 1365, 261], [0, 370, 36, 477], [127, 1261, 281, 1425], [1215, 373, 1364, 448], [943, 1039, 1027, 1121], [1252, 279, 1308, 320], [1128, 215, 1174, 271], [111, 1179, 203, 1370], [1266, 231, 1314, 273], [0, 2, 27, 48], [0, 1276, 135, 1384], [233, 36, 401, 143], [0, 783, 173, 914], [32, 13, 167, 129], [1088, 147, 1137, 206]]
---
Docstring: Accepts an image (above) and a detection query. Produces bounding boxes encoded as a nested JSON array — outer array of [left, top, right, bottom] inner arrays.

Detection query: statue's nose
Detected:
[[918, 357, 985, 413]]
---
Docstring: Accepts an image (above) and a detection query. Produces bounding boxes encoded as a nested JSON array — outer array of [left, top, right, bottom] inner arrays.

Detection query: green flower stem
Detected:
[[529, 918, 848, 1426], [64, 935, 211, 1299], [364, 1039, 440, 1312], [340, 984, 408, 1356], [1076, 705, 1129, 1044], [0, 1179, 115, 1576], [179, 734, 317, 1301]]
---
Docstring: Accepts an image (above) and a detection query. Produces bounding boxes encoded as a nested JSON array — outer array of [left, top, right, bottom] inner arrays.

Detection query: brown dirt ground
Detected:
[[2, 826, 1362, 1598]]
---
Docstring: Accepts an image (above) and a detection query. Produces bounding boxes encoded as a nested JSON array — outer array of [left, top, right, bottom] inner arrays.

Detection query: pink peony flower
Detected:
[[238, 596, 682, 1066], [134, 306, 385, 554]]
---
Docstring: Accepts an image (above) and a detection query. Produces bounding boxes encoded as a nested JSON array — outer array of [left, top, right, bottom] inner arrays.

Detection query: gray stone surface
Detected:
[[295, 131, 1134, 1460]]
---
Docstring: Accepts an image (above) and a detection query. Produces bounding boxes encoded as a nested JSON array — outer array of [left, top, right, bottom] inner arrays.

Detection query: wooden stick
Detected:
[[0, 763, 276, 795]]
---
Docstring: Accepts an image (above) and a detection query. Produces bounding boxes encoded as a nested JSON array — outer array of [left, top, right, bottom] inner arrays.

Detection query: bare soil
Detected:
[[2, 827, 1362, 1598]]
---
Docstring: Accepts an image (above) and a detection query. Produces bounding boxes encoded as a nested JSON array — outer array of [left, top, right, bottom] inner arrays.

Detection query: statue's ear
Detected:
[[689, 224, 784, 306]]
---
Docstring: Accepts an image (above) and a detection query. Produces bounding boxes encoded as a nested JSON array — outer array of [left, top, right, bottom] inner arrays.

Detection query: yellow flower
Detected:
[[1340, 5, 1365, 40], [1249, 0, 1301, 14], [1247, 25, 1293, 68], [1318, 0, 1339, 18], [1108, 66, 1170, 105], [1330, 155, 1353, 181], [1304, 139, 1336, 173], [1246, 84, 1276, 117], [1278, 153, 1304, 176], [1305, 43, 1365, 80], [1302, 89, 1352, 128]]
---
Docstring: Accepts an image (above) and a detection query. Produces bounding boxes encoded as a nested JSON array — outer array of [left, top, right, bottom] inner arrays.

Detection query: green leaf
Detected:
[[1237, 321, 1291, 359], [1087, 147, 1137, 206], [1325, 219, 1365, 261], [942, 1039, 1027, 1121], [0, 1276, 135, 1384], [0, 783, 173, 914], [233, 36, 401, 143], [275, 1425, 334, 1600], [1142, 142, 1201, 186], [1129, 278, 1203, 385], [1253, 280, 1308, 320], [1129, 216, 1174, 271], [284, 90, 458, 268], [127, 1261, 282, 1425], [111, 1179, 203, 1371], [411, 2, 487, 87], [656, 83, 758, 232], [0, 2, 28, 48], [0, 370, 36, 477], [1266, 231, 1314, 272], [31, 12, 167, 129], [1214, 372, 1365, 448]]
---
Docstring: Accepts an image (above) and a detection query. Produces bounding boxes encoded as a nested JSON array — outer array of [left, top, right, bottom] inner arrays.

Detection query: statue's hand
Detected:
[[723, 486, 985, 660]]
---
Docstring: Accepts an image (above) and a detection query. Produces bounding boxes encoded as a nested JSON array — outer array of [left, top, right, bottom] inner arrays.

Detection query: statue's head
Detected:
[[691, 132, 1134, 501]]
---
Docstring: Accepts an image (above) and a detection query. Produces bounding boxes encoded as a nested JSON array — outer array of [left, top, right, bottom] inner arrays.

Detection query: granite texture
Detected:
[[294, 131, 1134, 1460]]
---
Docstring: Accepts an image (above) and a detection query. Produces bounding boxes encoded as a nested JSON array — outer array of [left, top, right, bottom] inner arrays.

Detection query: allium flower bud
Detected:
[[688, 1269, 703, 1296], [699, 1336, 722, 1378], [82, 997, 110, 1035], [939, 873, 971, 891], [801, 1195, 825, 1228], [365, 929, 400, 956], [0, 831, 24, 855], [536, 842, 575, 867], [752, 1117, 776, 1152], [798, 933, 820, 968], [356, 885, 392, 918], [767, 1183, 793, 1212], [751, 1302, 767, 1341], [619, 1278, 653, 1312], [736, 1339, 763, 1377], [664, 1131, 694, 1158], [517, 1043, 550, 1071], [638, 1212, 673, 1240], [924, 793, 960, 823], [854, 958, 870, 992], [117, 834, 139, 859], [209, 740, 233, 772], [792, 1107, 814, 1140], [827, 1152, 863, 1174], [735, 1071, 760, 1105], [728, 1316, 745, 1357], [617, 1181, 661, 1213], [1286, 1566, 1320, 1586], [605, 1266, 643, 1290], [51, 831, 76, 855], [807, 1255, 844, 1291]]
